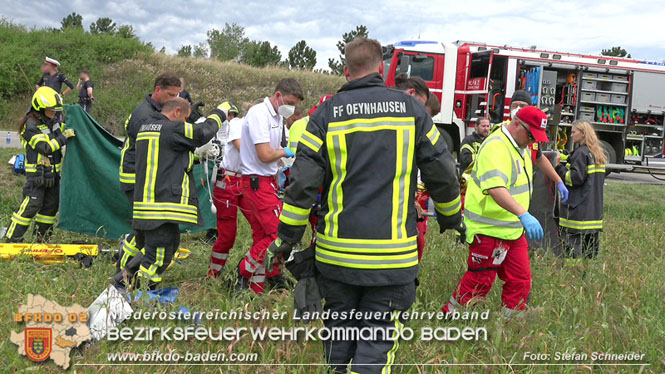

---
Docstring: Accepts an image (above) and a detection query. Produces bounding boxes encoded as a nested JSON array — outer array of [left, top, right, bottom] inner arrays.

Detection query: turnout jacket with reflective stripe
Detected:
[[464, 126, 533, 242], [21, 114, 67, 177], [277, 73, 461, 287], [132, 110, 223, 230], [459, 131, 484, 189], [120, 95, 161, 191], [555, 145, 605, 233]]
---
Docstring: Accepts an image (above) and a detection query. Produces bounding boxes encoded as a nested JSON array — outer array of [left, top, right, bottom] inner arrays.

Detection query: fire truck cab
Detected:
[[383, 40, 665, 165]]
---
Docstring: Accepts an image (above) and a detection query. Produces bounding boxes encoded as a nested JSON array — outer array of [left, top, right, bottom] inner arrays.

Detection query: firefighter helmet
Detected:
[[32, 86, 64, 112], [219, 101, 239, 114]]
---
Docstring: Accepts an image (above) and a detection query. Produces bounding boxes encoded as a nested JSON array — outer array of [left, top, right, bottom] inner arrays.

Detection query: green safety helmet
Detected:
[[32, 86, 64, 112]]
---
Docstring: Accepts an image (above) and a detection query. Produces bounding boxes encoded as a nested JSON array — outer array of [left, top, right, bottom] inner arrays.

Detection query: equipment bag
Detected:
[[13, 154, 25, 175]]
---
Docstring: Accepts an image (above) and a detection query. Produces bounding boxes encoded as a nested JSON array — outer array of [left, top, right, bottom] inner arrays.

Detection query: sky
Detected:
[[3, 0, 665, 70]]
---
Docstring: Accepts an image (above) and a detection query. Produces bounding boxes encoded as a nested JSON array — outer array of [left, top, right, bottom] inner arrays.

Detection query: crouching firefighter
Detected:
[[111, 98, 224, 289], [265, 38, 464, 374], [5, 87, 76, 242]]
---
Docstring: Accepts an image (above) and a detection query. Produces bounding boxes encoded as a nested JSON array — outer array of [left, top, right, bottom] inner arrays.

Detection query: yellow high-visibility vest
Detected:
[[288, 116, 309, 153], [464, 127, 532, 242]]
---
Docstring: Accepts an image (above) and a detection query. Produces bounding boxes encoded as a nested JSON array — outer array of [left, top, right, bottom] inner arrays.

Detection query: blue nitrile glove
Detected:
[[283, 147, 295, 158], [556, 182, 569, 204], [518, 213, 544, 240]]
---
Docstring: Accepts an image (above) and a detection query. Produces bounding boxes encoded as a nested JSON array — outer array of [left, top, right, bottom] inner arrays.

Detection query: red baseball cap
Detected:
[[515, 106, 549, 142]]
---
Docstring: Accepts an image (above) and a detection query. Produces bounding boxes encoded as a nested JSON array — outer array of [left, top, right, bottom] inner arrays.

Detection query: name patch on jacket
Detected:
[[139, 124, 163, 132], [332, 101, 407, 118]]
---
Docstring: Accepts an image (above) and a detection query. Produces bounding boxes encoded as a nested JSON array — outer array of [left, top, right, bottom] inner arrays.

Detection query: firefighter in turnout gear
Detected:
[[555, 120, 606, 259], [266, 38, 463, 374], [116, 73, 182, 273], [459, 118, 491, 199], [5, 87, 76, 242], [443, 106, 549, 318], [113, 98, 225, 289]]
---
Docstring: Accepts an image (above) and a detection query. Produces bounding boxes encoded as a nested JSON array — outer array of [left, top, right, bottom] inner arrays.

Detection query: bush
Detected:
[[0, 19, 346, 134], [0, 19, 150, 127]]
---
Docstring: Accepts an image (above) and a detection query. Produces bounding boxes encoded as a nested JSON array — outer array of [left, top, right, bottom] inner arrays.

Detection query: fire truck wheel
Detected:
[[600, 140, 616, 175], [440, 129, 454, 154]]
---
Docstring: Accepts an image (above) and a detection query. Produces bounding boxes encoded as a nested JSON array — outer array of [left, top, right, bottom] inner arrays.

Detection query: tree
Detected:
[[89, 17, 116, 35], [116, 25, 137, 39], [193, 43, 209, 58], [328, 25, 369, 75], [177, 45, 193, 57], [61, 12, 83, 30], [601, 46, 631, 58], [159, 46, 166, 54], [207, 23, 249, 61], [288, 40, 317, 70], [242, 40, 282, 67]]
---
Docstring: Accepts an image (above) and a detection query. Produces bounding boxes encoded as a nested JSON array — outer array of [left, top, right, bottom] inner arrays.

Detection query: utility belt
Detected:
[[79, 97, 92, 104], [215, 169, 242, 189]]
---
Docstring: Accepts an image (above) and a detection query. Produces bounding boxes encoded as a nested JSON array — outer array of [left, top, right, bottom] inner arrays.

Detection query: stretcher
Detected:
[[0, 243, 190, 270], [0, 243, 99, 265]]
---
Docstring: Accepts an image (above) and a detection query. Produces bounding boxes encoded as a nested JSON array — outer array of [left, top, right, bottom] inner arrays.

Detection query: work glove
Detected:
[[453, 221, 467, 244], [556, 182, 569, 204], [33, 164, 45, 187], [42, 166, 55, 188], [293, 277, 323, 323], [265, 238, 296, 270], [63, 129, 76, 139], [285, 246, 322, 323], [436, 210, 463, 233], [518, 213, 544, 240], [283, 147, 295, 158]]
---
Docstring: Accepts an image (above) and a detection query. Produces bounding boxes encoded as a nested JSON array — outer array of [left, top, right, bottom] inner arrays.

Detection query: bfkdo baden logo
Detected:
[[25, 327, 52, 362], [11, 294, 91, 369]]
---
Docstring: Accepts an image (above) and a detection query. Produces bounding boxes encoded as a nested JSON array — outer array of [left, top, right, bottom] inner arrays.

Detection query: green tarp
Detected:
[[58, 105, 216, 240]]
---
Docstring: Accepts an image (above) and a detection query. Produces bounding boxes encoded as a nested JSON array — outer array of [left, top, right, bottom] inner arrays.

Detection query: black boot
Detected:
[[111, 254, 144, 288], [234, 266, 250, 292]]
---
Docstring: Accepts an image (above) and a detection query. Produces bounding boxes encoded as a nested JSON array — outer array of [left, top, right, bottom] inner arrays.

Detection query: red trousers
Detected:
[[237, 175, 282, 293], [415, 191, 430, 261], [444, 234, 531, 313], [209, 174, 260, 278]]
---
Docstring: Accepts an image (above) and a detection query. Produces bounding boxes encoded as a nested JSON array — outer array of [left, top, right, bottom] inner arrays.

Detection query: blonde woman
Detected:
[[555, 120, 607, 259]]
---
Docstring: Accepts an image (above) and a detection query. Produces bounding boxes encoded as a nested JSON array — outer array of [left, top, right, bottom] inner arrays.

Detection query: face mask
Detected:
[[511, 108, 520, 118], [278, 95, 295, 119]]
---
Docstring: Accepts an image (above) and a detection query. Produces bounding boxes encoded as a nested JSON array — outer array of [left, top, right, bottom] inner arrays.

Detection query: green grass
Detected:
[[0, 145, 663, 373]]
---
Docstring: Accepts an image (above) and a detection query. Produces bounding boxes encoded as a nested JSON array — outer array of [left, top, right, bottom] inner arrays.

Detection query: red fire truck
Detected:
[[383, 40, 665, 165]]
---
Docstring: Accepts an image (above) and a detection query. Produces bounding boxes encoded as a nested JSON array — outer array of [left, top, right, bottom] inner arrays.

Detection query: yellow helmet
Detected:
[[32, 86, 64, 112], [218, 101, 238, 114]]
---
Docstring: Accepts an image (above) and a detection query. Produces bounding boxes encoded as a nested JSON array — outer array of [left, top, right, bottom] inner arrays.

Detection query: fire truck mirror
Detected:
[[399, 55, 411, 75]]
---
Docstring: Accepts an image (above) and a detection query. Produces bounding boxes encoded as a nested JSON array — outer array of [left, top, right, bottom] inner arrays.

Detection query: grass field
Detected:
[[0, 145, 663, 373]]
